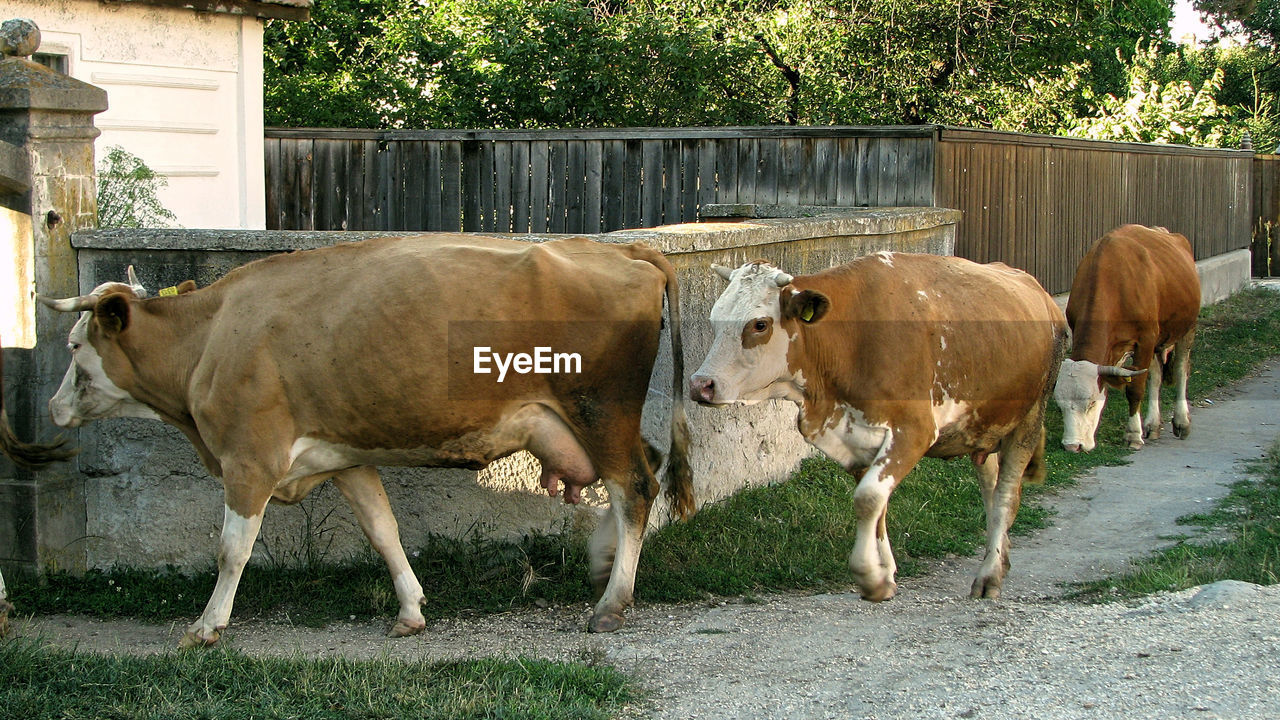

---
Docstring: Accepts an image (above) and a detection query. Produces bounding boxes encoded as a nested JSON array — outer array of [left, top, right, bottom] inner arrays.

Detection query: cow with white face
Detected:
[[1055, 225, 1200, 453], [691, 254, 1068, 601], [40, 235, 694, 647]]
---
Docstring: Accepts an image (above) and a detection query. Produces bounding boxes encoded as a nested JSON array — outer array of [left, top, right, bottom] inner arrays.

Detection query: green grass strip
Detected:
[[0, 638, 635, 720]]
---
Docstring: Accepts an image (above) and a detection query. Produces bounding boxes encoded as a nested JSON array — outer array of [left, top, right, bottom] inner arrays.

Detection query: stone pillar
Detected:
[[0, 18, 107, 574]]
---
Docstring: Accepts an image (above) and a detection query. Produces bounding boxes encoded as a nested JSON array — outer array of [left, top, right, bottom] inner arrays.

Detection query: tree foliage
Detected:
[[96, 146, 178, 229], [263, 0, 1172, 130]]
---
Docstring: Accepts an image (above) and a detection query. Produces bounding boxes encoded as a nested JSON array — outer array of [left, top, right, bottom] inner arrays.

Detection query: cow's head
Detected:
[[38, 267, 161, 428], [1053, 358, 1146, 452], [689, 261, 828, 405]]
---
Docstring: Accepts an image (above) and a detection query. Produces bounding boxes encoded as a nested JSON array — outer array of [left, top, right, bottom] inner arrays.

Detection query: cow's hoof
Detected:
[[858, 580, 897, 603], [969, 577, 1002, 600], [1144, 425, 1161, 441], [1173, 421, 1191, 440], [178, 629, 220, 649], [587, 612, 624, 633], [387, 618, 426, 638]]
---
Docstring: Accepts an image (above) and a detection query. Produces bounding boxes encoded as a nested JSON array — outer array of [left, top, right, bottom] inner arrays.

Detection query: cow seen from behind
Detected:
[[689, 253, 1068, 601], [1055, 225, 1200, 452]]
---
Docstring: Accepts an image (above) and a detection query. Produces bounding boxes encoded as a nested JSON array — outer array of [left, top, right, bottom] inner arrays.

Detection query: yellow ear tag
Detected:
[[801, 304, 814, 322], [158, 286, 179, 297], [1121, 375, 1133, 384]]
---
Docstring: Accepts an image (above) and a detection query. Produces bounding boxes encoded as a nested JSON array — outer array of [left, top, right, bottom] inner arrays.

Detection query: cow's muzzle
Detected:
[[1062, 443, 1083, 454], [689, 376, 717, 404]]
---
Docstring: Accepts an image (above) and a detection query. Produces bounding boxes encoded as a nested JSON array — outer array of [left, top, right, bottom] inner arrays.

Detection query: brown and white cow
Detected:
[[1055, 225, 1200, 452], [690, 253, 1068, 601], [39, 234, 694, 647], [1, 333, 78, 636]]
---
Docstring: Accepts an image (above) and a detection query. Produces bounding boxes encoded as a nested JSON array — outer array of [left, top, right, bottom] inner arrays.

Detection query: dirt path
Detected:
[[17, 364, 1280, 719]]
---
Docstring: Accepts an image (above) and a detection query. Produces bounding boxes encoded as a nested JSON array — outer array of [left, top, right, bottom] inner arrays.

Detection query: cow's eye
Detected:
[[753, 320, 768, 333], [68, 342, 81, 352]]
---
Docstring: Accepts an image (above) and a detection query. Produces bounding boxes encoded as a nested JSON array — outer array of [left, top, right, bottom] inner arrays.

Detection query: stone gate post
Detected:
[[0, 18, 106, 575]]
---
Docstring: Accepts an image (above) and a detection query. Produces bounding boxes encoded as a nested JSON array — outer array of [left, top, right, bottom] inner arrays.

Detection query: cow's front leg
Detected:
[[588, 452, 657, 633], [847, 429, 924, 602], [1171, 329, 1195, 439], [332, 466, 426, 638], [1143, 355, 1165, 440], [181, 480, 271, 648], [1123, 378, 1147, 450]]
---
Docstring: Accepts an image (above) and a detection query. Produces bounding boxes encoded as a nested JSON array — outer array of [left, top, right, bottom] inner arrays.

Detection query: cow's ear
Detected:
[[784, 289, 830, 325], [176, 280, 198, 294], [94, 292, 132, 336]]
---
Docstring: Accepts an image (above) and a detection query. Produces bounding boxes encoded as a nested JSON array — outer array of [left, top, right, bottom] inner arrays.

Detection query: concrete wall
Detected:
[[9, 0, 267, 229], [65, 207, 959, 570]]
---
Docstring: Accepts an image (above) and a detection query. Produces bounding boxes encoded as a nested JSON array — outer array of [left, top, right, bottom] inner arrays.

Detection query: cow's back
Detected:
[[1065, 224, 1199, 363], [791, 253, 1066, 434]]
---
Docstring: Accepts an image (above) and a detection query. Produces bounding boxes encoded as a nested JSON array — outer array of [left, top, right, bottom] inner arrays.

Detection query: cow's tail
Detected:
[[0, 344, 76, 469], [632, 244, 696, 520]]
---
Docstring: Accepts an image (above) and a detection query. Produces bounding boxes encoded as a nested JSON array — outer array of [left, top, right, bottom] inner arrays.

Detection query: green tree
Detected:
[[96, 146, 178, 229], [263, 0, 1174, 130]]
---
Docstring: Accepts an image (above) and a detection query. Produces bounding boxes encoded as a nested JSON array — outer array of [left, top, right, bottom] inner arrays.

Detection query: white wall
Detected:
[[10, 1, 266, 230]]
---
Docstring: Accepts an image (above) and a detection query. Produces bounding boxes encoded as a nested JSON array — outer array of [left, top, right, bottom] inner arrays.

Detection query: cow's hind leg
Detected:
[[1143, 353, 1165, 440], [182, 476, 273, 648], [1171, 327, 1196, 439], [588, 445, 658, 633], [332, 466, 426, 638], [971, 414, 1035, 600]]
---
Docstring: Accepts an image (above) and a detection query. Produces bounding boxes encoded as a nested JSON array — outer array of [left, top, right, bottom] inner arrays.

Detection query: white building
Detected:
[[8, 0, 310, 229]]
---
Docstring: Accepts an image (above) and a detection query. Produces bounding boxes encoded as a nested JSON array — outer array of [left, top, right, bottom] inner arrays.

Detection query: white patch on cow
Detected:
[[875, 251, 895, 267], [50, 313, 161, 427], [930, 390, 970, 439], [807, 404, 891, 470], [940, 335, 948, 351], [916, 290, 928, 300], [1054, 359, 1107, 451]]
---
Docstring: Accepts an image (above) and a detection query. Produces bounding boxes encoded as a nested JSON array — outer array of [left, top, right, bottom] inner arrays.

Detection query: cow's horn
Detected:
[[36, 294, 98, 312], [712, 263, 734, 281], [1097, 365, 1147, 378], [126, 265, 147, 297], [774, 272, 794, 287]]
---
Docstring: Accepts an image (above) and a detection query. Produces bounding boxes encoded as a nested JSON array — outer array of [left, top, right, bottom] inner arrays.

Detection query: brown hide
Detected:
[[1066, 224, 1200, 374], [84, 235, 687, 516], [783, 254, 1068, 463]]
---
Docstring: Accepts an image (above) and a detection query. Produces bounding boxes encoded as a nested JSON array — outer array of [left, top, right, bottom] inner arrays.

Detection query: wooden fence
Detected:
[[1254, 155, 1280, 276], [265, 125, 1256, 294]]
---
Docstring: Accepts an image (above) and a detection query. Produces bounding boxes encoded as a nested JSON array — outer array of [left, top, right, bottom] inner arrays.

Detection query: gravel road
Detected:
[[19, 363, 1280, 720]]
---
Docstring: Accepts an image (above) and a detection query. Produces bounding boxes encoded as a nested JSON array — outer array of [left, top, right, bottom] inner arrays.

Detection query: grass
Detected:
[[0, 638, 635, 720], [1072, 444, 1280, 601], [11, 287, 1280, 624]]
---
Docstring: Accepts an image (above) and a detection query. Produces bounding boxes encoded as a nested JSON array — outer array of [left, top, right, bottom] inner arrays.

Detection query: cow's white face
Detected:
[[690, 262, 823, 405], [44, 276, 161, 428], [49, 311, 160, 428], [1054, 359, 1107, 452]]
